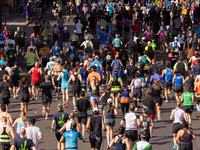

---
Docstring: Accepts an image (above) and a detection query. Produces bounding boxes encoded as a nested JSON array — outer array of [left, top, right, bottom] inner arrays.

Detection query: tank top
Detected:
[[180, 129, 192, 144], [31, 66, 40, 84], [175, 74, 182, 86], [90, 116, 102, 138], [17, 118, 25, 134], [0, 113, 10, 126], [72, 34, 77, 42], [114, 59, 120, 68], [141, 115, 150, 131], [61, 71, 69, 83], [12, 67, 20, 77], [187, 76, 194, 88], [53, 28, 58, 34], [146, 30, 151, 41], [134, 78, 142, 89], [0, 126, 11, 146], [164, 68, 173, 84], [159, 31, 165, 38], [115, 135, 126, 150], [66, 121, 72, 131], [71, 74, 80, 91], [102, 92, 111, 105], [187, 30, 192, 37]]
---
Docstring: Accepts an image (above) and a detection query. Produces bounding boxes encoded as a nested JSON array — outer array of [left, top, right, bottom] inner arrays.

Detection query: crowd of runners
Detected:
[[0, 0, 200, 149]]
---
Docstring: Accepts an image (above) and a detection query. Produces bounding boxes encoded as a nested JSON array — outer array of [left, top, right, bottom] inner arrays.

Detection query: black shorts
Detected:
[[132, 89, 142, 99], [172, 123, 182, 134], [154, 97, 162, 106], [19, 41, 25, 47], [20, 94, 30, 103], [53, 34, 58, 41], [1, 95, 10, 105], [179, 44, 184, 51], [27, 65, 34, 72], [54, 75, 61, 87], [0, 145, 11, 150], [164, 81, 172, 90], [125, 130, 138, 141], [77, 116, 87, 125], [144, 70, 148, 75], [55, 129, 63, 141], [124, 26, 129, 32], [106, 66, 112, 72], [179, 143, 193, 150], [12, 76, 20, 86], [127, 77, 133, 85], [72, 90, 80, 97], [0, 44, 4, 48], [89, 137, 102, 150], [42, 97, 52, 105], [174, 86, 183, 93], [31, 82, 40, 87], [183, 105, 193, 113]]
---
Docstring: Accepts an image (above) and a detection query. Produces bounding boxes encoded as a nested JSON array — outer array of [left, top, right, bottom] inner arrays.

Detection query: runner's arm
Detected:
[[51, 120, 56, 132], [59, 123, 67, 135]]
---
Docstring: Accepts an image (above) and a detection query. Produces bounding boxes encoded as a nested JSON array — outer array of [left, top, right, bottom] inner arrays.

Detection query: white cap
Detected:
[[74, 30, 76, 33], [95, 55, 99, 59], [174, 37, 178, 40], [107, 98, 113, 103], [43, 42, 47, 45], [93, 107, 99, 112], [141, 37, 145, 40], [166, 25, 170, 28], [50, 57, 54, 61], [188, 26, 191, 29], [64, 26, 67, 30], [101, 27, 104, 30]]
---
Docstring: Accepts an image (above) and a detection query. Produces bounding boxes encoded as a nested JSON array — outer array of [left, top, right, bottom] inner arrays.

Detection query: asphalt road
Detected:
[[5, 9, 200, 150]]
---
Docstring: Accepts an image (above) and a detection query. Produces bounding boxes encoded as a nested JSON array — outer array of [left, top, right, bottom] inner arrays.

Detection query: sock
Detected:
[[107, 142, 109, 145], [174, 142, 177, 146], [133, 100, 137, 108], [16, 47, 19, 53], [196, 105, 200, 112], [83, 134, 85, 139]]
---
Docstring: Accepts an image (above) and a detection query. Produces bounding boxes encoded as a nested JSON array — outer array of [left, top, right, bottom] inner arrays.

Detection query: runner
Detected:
[[17, 76, 30, 117], [181, 86, 194, 127], [10, 128, 36, 150], [173, 70, 184, 101], [170, 102, 187, 150], [103, 98, 118, 148], [68, 67, 82, 111], [0, 104, 13, 126], [120, 104, 140, 150], [51, 104, 69, 150], [87, 76, 102, 109], [162, 63, 173, 103], [0, 116, 15, 150], [28, 62, 42, 100], [86, 108, 106, 150], [0, 75, 12, 112], [50, 59, 63, 100], [108, 70, 123, 108], [108, 126, 130, 150], [130, 72, 144, 111], [75, 91, 90, 142], [176, 121, 196, 150]]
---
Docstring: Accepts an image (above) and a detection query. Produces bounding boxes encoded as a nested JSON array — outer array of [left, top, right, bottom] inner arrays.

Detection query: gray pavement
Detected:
[[6, 9, 200, 150]]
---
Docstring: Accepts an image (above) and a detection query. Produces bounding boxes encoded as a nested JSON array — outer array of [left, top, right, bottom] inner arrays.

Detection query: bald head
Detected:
[[20, 128, 26, 137]]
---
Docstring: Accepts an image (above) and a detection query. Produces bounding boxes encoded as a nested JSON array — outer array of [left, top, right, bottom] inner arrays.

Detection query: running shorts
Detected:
[[125, 130, 138, 141], [164, 81, 172, 90], [54, 75, 61, 87], [174, 86, 183, 93], [172, 123, 182, 134], [183, 105, 193, 113], [132, 89, 142, 99]]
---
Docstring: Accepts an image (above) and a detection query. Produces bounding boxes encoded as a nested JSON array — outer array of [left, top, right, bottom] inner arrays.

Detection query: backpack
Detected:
[[142, 56, 147, 64], [134, 78, 142, 89], [112, 76, 120, 86]]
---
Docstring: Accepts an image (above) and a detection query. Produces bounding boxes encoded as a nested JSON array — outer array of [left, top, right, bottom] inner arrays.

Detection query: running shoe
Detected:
[[45, 116, 48, 120], [135, 108, 137, 111], [165, 99, 169, 103], [154, 119, 158, 122], [65, 101, 69, 108], [82, 139, 85, 142], [176, 147, 179, 150], [73, 108, 77, 112], [157, 114, 161, 121], [63, 103, 66, 108], [107, 144, 110, 149], [13, 95, 16, 98], [172, 145, 177, 150], [42, 109, 46, 117]]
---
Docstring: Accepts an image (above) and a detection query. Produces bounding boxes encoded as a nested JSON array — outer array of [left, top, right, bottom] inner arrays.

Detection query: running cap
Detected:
[[17, 27, 20, 31], [166, 25, 170, 28], [64, 26, 67, 30], [43, 42, 47, 45], [95, 55, 99, 59], [50, 57, 54, 61], [56, 59, 60, 62], [70, 122, 77, 130], [147, 41, 151, 45], [160, 26, 164, 30], [154, 69, 158, 73], [86, 26, 89, 28], [141, 37, 145, 40], [115, 55, 119, 59], [93, 107, 99, 112], [101, 27, 104, 30], [74, 30, 76, 33], [188, 26, 191, 29], [194, 51, 198, 54], [174, 37, 178, 40], [107, 98, 113, 103]]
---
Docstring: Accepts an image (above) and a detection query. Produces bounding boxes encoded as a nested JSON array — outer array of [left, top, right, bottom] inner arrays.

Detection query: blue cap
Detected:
[[160, 26, 164, 30]]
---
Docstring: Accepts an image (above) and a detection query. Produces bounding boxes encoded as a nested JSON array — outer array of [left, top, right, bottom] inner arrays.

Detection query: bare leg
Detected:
[[6, 104, 9, 113]]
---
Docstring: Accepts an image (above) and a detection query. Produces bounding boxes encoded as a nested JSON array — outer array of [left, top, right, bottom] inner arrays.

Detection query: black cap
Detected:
[[154, 69, 158, 73], [92, 65, 97, 70]]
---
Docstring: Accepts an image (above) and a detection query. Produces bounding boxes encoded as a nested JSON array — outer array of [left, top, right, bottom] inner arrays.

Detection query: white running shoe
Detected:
[[165, 99, 169, 103]]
